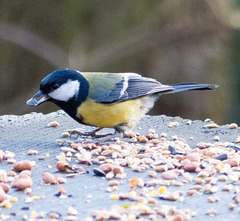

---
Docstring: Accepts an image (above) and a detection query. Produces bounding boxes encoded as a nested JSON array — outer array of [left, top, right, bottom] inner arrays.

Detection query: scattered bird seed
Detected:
[[204, 123, 219, 128], [28, 150, 38, 155], [47, 121, 59, 127], [215, 154, 228, 161], [168, 122, 180, 127], [204, 118, 211, 122], [230, 123, 238, 129], [93, 168, 105, 177]]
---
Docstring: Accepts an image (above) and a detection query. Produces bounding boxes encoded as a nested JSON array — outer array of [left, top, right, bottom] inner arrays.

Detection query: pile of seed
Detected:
[[55, 122, 240, 220], [0, 120, 240, 220]]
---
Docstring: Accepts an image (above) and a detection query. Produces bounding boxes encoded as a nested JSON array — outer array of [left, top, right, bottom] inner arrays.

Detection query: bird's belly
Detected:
[[77, 98, 144, 128]]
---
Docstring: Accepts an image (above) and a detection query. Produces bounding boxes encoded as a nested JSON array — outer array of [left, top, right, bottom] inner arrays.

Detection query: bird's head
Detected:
[[27, 69, 89, 107]]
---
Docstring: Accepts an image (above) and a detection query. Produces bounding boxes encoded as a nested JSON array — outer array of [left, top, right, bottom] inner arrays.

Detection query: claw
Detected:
[[70, 127, 114, 138]]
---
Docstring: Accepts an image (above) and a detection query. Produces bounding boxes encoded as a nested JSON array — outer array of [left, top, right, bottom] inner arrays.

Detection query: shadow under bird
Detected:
[[27, 69, 218, 137]]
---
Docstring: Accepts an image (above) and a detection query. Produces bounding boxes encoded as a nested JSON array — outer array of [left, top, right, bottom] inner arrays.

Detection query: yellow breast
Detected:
[[77, 98, 146, 129]]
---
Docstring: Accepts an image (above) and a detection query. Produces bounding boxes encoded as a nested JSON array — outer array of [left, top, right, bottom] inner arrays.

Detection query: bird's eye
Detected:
[[51, 83, 59, 90]]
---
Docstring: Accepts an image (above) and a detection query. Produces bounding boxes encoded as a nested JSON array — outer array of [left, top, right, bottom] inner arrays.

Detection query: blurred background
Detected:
[[0, 0, 239, 125]]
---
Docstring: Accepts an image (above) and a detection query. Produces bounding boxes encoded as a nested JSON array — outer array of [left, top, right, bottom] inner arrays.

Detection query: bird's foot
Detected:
[[70, 127, 114, 138]]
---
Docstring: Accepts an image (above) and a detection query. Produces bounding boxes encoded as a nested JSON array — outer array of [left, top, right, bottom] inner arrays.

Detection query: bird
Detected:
[[27, 69, 218, 137]]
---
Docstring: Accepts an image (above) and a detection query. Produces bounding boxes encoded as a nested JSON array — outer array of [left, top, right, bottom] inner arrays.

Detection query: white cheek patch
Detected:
[[49, 80, 80, 102]]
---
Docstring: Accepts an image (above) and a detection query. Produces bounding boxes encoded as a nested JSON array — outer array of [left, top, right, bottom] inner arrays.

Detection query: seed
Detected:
[[160, 133, 167, 138], [137, 136, 148, 143], [37, 156, 45, 160], [5, 151, 15, 159], [206, 177, 217, 185], [230, 123, 238, 129], [109, 194, 119, 200], [106, 172, 114, 180], [61, 147, 76, 153], [97, 156, 106, 161], [48, 212, 61, 219], [47, 121, 59, 127], [129, 178, 139, 188], [101, 150, 113, 156], [228, 159, 239, 167], [215, 154, 227, 161], [24, 188, 33, 195], [228, 173, 239, 182], [184, 162, 199, 172], [187, 189, 196, 196], [13, 160, 33, 172], [108, 180, 119, 186], [112, 166, 124, 176], [0, 186, 10, 202], [210, 186, 218, 194], [189, 185, 202, 191], [159, 193, 179, 201], [203, 184, 211, 193], [233, 193, 240, 204], [194, 178, 204, 185], [204, 150, 215, 157], [56, 161, 69, 172], [222, 185, 233, 191], [148, 171, 157, 178], [161, 170, 178, 180], [62, 132, 70, 138], [66, 174, 78, 178], [204, 123, 219, 128], [235, 137, 240, 143], [168, 122, 179, 127], [131, 164, 142, 172], [147, 197, 157, 204], [42, 172, 57, 184], [10, 196, 18, 202], [0, 170, 7, 183], [151, 139, 159, 145], [68, 207, 78, 216], [7, 158, 16, 164], [99, 163, 113, 174], [149, 129, 155, 134], [204, 118, 211, 122], [57, 177, 67, 184], [93, 168, 105, 177], [155, 165, 167, 172], [197, 171, 209, 178], [0, 183, 10, 193], [56, 139, 64, 146], [115, 173, 126, 179], [12, 174, 33, 190], [207, 210, 217, 217], [20, 170, 32, 176], [207, 196, 219, 203], [217, 175, 228, 182], [28, 150, 38, 155], [181, 159, 191, 167], [130, 137, 138, 143], [158, 186, 167, 193], [228, 203, 236, 210], [0, 150, 5, 162]]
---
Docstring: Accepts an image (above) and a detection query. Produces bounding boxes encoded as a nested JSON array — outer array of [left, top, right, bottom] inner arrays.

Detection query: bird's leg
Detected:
[[70, 127, 114, 138]]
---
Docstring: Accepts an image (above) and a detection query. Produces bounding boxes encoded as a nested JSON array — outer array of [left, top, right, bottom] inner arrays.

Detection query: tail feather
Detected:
[[168, 83, 218, 94]]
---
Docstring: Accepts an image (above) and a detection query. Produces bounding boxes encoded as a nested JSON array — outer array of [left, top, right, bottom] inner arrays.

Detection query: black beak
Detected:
[[26, 91, 50, 106]]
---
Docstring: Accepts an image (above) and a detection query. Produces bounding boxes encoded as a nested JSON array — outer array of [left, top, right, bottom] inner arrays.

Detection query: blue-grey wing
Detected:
[[82, 72, 173, 103]]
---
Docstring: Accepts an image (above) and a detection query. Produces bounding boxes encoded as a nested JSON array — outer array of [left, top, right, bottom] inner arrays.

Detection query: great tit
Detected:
[[27, 69, 217, 137]]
